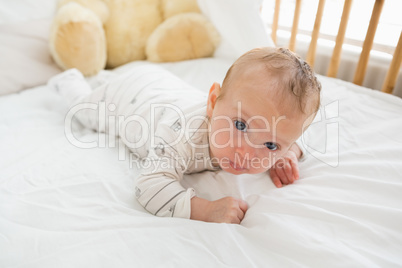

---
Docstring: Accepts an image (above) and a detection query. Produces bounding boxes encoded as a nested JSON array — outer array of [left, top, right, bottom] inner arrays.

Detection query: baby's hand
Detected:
[[191, 196, 248, 224], [269, 150, 299, 188]]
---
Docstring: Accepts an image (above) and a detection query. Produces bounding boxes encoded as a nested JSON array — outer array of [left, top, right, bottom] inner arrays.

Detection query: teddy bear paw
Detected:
[[49, 2, 107, 76], [146, 13, 220, 62]]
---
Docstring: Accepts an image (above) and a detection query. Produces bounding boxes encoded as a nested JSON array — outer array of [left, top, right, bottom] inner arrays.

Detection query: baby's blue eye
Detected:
[[234, 120, 247, 132], [264, 142, 278, 151]]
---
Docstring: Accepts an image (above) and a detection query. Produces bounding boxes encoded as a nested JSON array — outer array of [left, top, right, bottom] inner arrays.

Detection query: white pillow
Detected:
[[197, 0, 275, 60], [0, 19, 61, 96], [0, 0, 57, 24]]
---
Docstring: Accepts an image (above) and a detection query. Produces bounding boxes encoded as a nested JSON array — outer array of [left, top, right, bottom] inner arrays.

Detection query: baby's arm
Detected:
[[135, 145, 196, 218], [136, 172, 195, 218], [136, 138, 248, 223], [137, 156, 248, 223], [137, 165, 248, 223], [269, 143, 302, 188]]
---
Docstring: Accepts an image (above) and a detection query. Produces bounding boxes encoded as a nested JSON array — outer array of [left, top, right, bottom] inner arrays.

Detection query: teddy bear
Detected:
[[49, 0, 220, 76]]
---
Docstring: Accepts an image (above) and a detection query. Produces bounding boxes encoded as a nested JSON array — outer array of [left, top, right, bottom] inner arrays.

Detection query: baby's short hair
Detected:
[[221, 47, 321, 115]]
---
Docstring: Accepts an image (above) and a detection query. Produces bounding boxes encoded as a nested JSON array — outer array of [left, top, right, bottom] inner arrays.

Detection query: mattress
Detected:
[[1, 58, 402, 267], [1, 0, 402, 266]]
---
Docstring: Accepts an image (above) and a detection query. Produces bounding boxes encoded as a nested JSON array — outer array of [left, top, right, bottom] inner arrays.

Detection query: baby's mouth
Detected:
[[229, 161, 247, 171]]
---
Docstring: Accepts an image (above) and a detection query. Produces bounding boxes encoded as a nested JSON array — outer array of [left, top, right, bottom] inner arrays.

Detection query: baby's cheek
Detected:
[[210, 130, 232, 148]]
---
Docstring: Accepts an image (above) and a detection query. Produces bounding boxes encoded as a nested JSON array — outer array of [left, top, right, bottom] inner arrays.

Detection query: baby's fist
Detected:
[[269, 150, 299, 188], [191, 196, 248, 224], [206, 197, 248, 224]]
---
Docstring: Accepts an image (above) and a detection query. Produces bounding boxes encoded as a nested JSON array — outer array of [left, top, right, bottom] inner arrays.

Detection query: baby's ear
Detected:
[[207, 82, 221, 117]]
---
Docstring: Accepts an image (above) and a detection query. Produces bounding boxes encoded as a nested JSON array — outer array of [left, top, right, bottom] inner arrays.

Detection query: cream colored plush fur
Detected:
[[49, 0, 220, 76]]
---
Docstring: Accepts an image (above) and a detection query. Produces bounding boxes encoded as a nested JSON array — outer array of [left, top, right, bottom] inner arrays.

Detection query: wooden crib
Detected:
[[270, 0, 402, 94]]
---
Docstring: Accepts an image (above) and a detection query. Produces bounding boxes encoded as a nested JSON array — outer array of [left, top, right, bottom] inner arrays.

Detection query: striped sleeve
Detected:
[[134, 133, 195, 218]]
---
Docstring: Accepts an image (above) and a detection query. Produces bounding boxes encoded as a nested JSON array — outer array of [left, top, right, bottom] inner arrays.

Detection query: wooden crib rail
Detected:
[[270, 0, 402, 95], [306, 0, 326, 66], [382, 32, 402, 94], [288, 0, 302, 51], [327, 0, 353, 78], [271, 0, 281, 44], [353, 0, 384, 86]]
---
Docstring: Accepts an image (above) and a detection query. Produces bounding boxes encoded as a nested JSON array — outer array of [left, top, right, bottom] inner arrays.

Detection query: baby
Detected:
[[49, 47, 321, 224]]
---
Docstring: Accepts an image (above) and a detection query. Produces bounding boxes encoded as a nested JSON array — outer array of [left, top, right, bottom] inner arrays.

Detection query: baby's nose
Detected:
[[235, 144, 256, 160]]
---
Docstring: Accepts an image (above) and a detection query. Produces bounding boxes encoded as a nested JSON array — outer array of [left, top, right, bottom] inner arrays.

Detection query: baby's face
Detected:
[[207, 66, 307, 175]]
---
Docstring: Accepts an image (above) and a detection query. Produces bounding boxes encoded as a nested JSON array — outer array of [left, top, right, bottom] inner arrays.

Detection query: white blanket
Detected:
[[1, 58, 402, 267], [1, 0, 402, 266]]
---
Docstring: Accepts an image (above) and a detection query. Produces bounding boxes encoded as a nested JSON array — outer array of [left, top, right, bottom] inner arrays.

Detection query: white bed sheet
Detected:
[[1, 58, 402, 267]]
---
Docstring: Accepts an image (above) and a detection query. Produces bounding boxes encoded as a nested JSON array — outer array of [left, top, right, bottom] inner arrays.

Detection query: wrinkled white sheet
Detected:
[[1, 59, 402, 267]]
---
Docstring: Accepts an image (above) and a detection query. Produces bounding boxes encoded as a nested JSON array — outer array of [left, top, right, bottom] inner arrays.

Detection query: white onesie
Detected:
[[52, 65, 220, 219]]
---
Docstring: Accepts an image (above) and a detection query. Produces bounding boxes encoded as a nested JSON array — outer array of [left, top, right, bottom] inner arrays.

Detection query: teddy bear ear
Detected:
[[146, 13, 220, 62]]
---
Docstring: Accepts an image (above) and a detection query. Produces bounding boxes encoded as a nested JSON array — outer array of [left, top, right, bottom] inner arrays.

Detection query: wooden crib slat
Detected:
[[271, 0, 281, 45], [353, 0, 385, 86], [289, 0, 302, 51], [382, 31, 402, 94], [327, 0, 353, 78], [306, 0, 326, 67]]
